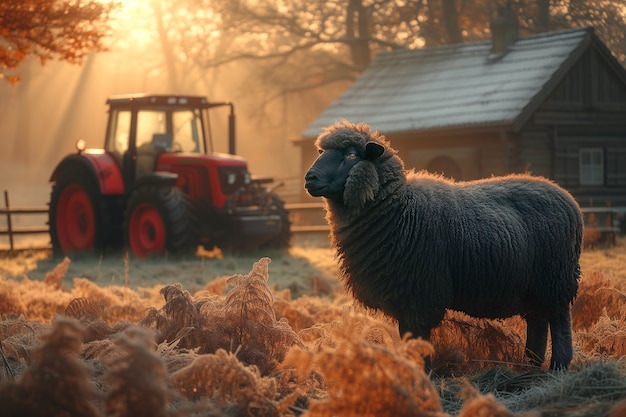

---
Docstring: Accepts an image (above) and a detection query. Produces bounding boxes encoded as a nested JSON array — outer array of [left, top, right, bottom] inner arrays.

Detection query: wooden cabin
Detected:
[[296, 24, 626, 226]]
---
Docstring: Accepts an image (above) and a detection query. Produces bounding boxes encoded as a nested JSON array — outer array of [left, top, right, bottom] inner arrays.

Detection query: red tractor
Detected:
[[48, 94, 290, 258]]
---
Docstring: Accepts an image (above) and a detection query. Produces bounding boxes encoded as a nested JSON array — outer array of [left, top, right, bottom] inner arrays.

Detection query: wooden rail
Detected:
[[580, 206, 621, 248], [285, 205, 625, 241], [0, 190, 49, 251], [284, 202, 324, 210], [2, 193, 620, 251], [284, 202, 329, 233]]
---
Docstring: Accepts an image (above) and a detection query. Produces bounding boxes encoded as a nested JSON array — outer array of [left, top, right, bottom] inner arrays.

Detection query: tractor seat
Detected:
[[135, 142, 157, 178], [152, 133, 173, 150]]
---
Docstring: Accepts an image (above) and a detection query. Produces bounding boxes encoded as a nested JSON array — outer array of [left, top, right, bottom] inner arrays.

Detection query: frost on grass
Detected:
[[1, 254, 626, 416]]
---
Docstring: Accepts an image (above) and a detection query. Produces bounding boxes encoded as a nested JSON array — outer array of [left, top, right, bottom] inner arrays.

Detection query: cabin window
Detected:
[[579, 148, 604, 185]]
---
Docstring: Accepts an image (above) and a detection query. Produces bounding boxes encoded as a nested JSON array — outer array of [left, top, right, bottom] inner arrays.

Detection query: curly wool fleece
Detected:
[[307, 121, 583, 370]]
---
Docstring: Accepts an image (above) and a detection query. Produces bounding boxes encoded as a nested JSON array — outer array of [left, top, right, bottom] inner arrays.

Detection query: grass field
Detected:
[[0, 238, 625, 416]]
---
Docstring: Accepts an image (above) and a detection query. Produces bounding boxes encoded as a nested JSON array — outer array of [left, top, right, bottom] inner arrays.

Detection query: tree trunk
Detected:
[[346, 0, 371, 69], [442, 0, 463, 44], [152, 0, 179, 91], [537, 0, 550, 31]]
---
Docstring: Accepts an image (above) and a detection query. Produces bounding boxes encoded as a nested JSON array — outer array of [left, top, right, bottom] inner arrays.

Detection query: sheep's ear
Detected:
[[365, 142, 384, 161]]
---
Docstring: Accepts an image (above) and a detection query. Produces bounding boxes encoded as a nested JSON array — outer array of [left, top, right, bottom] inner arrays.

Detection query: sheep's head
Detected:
[[304, 121, 387, 208]]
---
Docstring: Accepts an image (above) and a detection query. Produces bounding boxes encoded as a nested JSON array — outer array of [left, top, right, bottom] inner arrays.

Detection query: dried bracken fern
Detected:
[[572, 271, 626, 330], [283, 318, 441, 417], [0, 280, 24, 317], [65, 297, 106, 321], [0, 316, 42, 368], [140, 283, 204, 349], [298, 305, 400, 354], [274, 294, 347, 334], [0, 317, 99, 417], [0, 270, 157, 323], [457, 384, 517, 417], [63, 297, 132, 343], [72, 278, 152, 324], [2, 253, 626, 416], [575, 312, 626, 360], [202, 275, 230, 295], [170, 348, 279, 416], [43, 256, 70, 290], [221, 258, 302, 373], [432, 312, 526, 375], [104, 326, 168, 417], [137, 258, 302, 377]]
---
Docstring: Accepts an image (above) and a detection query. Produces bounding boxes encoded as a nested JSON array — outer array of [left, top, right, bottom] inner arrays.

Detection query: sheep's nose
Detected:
[[305, 171, 318, 182]]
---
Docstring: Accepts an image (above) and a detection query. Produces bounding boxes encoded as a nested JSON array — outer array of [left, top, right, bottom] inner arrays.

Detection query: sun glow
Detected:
[[105, 0, 156, 50]]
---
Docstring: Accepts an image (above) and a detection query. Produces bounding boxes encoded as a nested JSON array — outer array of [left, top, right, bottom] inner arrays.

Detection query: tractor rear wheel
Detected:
[[124, 185, 195, 258], [261, 193, 291, 248], [49, 168, 106, 256]]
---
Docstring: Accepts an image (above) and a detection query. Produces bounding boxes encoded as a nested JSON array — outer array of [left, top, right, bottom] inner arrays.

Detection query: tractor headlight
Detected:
[[244, 172, 251, 184], [75, 139, 86, 153], [227, 173, 237, 185]]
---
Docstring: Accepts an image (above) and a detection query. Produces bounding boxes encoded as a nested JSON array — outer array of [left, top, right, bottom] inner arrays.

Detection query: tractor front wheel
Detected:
[[124, 185, 195, 258], [49, 169, 105, 256]]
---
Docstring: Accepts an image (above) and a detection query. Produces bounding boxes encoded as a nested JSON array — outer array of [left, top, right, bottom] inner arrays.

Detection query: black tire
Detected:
[[261, 193, 292, 248], [124, 185, 196, 258], [49, 165, 109, 257]]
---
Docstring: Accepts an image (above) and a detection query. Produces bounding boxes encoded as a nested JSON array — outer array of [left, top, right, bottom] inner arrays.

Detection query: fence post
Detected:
[[3, 190, 14, 252]]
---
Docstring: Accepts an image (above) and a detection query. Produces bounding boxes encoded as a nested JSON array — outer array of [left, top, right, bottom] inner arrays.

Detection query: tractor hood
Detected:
[[156, 152, 248, 170]]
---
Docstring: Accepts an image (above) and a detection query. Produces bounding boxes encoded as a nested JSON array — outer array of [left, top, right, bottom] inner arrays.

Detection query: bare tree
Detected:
[[158, 1, 426, 100], [132, 0, 626, 123]]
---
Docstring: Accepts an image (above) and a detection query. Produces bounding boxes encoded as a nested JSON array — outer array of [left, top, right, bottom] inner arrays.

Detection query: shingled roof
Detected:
[[301, 27, 600, 139]]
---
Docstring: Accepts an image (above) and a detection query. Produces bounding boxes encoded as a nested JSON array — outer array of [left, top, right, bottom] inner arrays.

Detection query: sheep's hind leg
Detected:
[[525, 314, 548, 367], [548, 310, 573, 370]]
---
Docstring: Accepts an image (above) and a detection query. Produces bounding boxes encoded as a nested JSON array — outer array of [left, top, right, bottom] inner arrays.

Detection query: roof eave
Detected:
[[512, 27, 593, 132], [295, 120, 515, 144], [388, 121, 515, 138]]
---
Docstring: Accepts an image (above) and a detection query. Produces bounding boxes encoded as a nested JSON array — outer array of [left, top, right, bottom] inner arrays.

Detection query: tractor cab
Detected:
[[103, 95, 225, 185]]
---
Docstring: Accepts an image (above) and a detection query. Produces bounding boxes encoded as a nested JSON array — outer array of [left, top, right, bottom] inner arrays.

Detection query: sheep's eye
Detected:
[[346, 151, 357, 160], [318, 149, 324, 155]]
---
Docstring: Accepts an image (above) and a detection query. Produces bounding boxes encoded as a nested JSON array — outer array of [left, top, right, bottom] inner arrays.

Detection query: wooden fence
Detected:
[[285, 202, 328, 233], [1, 188, 622, 251], [581, 207, 621, 248], [0, 190, 49, 251], [0, 193, 329, 251]]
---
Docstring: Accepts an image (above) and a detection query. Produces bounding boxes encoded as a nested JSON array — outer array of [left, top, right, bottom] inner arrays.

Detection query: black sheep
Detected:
[[304, 121, 583, 370]]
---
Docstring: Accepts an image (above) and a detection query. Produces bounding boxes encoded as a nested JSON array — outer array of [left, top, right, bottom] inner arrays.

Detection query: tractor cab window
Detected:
[[134, 109, 205, 154], [137, 110, 167, 149], [135, 110, 167, 178], [173, 109, 204, 153], [105, 109, 131, 157]]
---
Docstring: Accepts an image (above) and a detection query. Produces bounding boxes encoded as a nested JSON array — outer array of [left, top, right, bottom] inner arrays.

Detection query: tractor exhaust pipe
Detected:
[[228, 103, 236, 155]]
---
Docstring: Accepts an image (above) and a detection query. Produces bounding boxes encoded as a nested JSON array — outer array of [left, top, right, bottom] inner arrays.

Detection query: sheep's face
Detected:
[[305, 142, 385, 206]]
